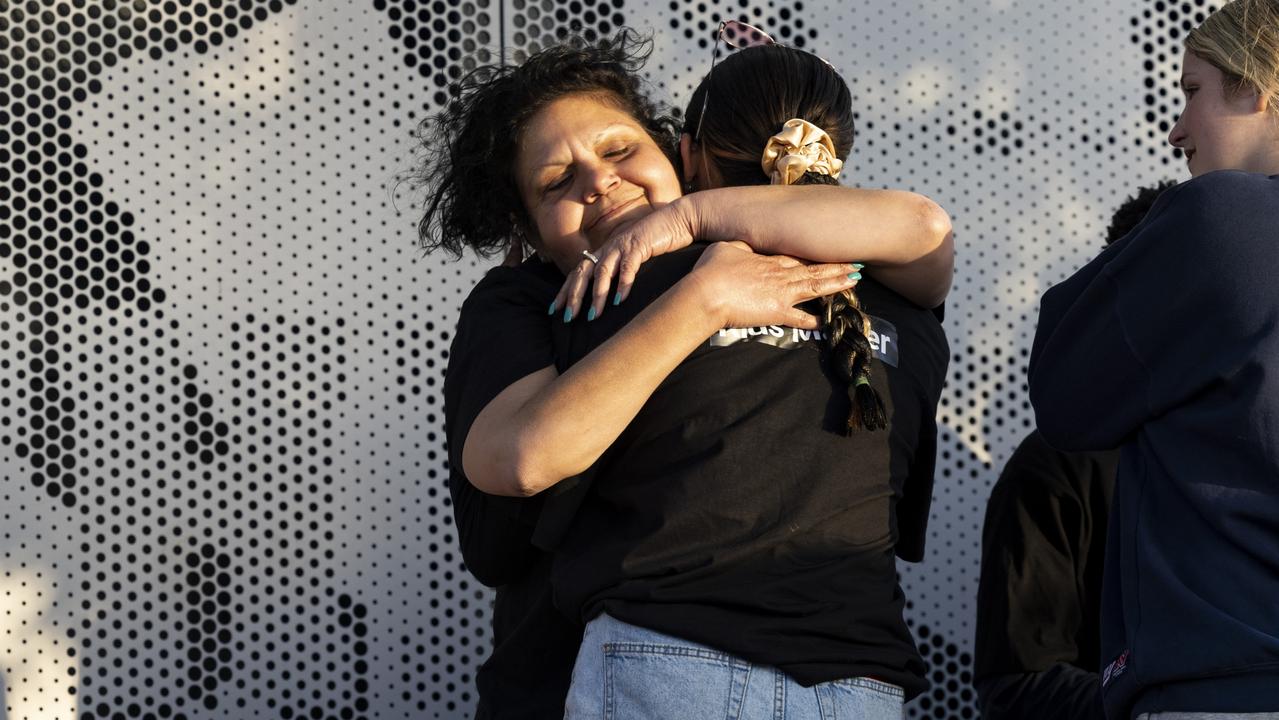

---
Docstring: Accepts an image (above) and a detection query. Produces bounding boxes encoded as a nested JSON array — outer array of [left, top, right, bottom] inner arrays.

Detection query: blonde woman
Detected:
[[1029, 1, 1279, 717]]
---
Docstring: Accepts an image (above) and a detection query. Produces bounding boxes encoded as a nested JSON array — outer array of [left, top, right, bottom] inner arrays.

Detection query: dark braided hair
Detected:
[[683, 44, 886, 432], [413, 30, 680, 259]]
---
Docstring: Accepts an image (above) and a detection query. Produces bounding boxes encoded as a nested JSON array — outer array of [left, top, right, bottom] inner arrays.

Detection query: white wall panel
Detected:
[[0, 0, 1207, 717]]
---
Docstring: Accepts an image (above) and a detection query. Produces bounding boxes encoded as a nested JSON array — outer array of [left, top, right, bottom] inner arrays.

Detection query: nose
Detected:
[[1168, 113, 1187, 149], [580, 160, 620, 202]]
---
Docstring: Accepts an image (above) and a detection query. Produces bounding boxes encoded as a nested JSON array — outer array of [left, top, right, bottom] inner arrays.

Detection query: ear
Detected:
[[679, 133, 697, 183], [1255, 92, 1270, 115]]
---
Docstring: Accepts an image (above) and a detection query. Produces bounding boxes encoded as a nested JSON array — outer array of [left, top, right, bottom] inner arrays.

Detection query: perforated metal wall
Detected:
[[0, 0, 1205, 717]]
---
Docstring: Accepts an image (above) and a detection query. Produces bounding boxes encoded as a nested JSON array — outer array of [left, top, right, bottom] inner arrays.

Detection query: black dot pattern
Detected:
[[374, 0, 496, 107], [508, 0, 627, 61], [910, 622, 977, 720], [1131, 0, 1220, 163], [668, 1, 817, 50], [0, 2, 1196, 719]]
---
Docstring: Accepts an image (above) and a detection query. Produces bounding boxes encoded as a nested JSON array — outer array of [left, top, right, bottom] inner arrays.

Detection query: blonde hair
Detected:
[[1185, 0, 1279, 114]]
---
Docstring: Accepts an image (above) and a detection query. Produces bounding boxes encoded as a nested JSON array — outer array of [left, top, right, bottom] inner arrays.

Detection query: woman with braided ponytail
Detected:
[[533, 35, 949, 719]]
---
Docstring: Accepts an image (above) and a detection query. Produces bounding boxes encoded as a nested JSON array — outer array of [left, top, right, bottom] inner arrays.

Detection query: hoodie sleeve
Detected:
[[1029, 172, 1278, 451]]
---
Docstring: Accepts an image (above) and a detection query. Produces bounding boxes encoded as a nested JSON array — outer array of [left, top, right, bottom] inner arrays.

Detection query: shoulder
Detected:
[[462, 261, 562, 313], [446, 260, 560, 395], [1134, 172, 1279, 241], [1174, 170, 1279, 205], [1105, 171, 1279, 284]]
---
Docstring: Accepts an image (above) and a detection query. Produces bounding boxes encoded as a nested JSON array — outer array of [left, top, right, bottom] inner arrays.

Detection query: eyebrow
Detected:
[[529, 123, 635, 172]]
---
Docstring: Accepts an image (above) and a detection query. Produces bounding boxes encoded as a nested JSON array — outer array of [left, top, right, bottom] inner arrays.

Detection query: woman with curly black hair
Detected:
[[418, 29, 951, 718]]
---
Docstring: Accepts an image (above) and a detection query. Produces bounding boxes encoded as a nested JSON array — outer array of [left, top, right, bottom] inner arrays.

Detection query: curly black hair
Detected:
[[1104, 180, 1177, 246], [414, 30, 681, 259]]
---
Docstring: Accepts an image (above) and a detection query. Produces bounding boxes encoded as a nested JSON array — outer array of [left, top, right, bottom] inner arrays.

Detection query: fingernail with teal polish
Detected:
[[853, 263, 865, 270], [848, 272, 862, 281], [587, 307, 596, 322], [548, 301, 557, 315], [563, 307, 573, 323], [613, 291, 622, 306]]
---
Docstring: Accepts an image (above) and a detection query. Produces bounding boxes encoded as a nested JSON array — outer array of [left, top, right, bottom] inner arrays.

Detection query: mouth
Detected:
[[588, 195, 644, 232], [1185, 148, 1196, 163]]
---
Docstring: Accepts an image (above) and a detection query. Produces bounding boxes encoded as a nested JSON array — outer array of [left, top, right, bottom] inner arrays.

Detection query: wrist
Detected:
[[670, 195, 700, 248], [673, 269, 728, 330]]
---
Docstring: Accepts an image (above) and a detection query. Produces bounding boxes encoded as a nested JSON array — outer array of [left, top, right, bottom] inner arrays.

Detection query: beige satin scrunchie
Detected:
[[760, 118, 844, 186]]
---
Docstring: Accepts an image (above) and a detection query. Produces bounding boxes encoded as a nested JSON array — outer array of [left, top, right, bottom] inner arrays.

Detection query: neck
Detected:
[[1257, 118, 1279, 175]]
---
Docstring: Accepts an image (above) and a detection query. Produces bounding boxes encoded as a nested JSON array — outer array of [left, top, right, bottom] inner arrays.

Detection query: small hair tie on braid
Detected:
[[849, 372, 887, 433], [820, 288, 888, 433]]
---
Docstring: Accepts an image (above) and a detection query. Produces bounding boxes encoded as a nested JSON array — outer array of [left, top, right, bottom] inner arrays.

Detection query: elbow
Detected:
[[1033, 411, 1081, 452], [1034, 416, 1115, 454], [503, 424, 574, 497], [1028, 378, 1093, 452], [920, 195, 953, 252], [462, 436, 549, 498], [915, 197, 954, 308], [506, 444, 556, 498]]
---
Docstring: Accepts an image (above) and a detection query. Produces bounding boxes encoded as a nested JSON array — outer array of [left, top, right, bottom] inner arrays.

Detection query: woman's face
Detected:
[[1168, 50, 1279, 176], [515, 93, 682, 273]]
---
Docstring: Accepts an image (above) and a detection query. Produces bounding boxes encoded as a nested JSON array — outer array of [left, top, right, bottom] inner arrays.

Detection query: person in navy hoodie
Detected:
[[1028, 1, 1279, 718]]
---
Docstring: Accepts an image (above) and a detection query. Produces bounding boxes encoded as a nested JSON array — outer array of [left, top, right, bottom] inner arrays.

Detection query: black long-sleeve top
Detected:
[[975, 430, 1117, 720]]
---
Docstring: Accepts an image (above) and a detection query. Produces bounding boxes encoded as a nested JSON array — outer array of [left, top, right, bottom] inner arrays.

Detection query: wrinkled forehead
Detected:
[[517, 91, 642, 153], [514, 93, 648, 184]]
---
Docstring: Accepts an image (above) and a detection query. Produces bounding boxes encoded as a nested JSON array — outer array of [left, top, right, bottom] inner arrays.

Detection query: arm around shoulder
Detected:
[[681, 185, 954, 308], [461, 275, 731, 497], [462, 243, 861, 496]]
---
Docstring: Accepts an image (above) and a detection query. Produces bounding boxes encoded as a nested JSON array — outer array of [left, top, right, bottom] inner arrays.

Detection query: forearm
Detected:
[[682, 185, 954, 307], [464, 277, 722, 497]]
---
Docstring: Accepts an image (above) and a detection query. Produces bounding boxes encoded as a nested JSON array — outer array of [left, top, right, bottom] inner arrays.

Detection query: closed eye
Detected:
[[544, 172, 572, 194]]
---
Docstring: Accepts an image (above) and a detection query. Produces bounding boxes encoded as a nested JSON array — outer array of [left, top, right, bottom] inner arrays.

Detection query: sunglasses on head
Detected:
[[692, 19, 838, 142]]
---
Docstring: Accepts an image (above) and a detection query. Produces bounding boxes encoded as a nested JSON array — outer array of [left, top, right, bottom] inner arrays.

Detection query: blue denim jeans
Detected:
[[564, 613, 905, 720]]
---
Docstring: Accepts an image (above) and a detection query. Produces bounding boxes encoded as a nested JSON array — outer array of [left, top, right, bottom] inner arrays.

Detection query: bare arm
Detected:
[[685, 186, 953, 308], [560, 185, 953, 319], [463, 243, 859, 497]]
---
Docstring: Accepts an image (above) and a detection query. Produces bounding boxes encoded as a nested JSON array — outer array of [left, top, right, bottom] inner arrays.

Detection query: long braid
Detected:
[[822, 283, 888, 433], [783, 170, 886, 433]]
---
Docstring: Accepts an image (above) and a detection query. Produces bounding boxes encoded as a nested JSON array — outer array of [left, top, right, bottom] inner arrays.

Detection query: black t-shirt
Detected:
[[541, 244, 949, 699], [443, 258, 582, 720], [974, 430, 1117, 720]]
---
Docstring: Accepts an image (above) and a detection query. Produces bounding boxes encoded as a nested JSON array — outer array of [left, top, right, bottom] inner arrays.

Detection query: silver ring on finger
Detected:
[[581, 249, 600, 264]]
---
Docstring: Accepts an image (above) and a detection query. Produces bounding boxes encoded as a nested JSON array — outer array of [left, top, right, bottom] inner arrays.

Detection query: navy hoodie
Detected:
[[1029, 171, 1279, 718]]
